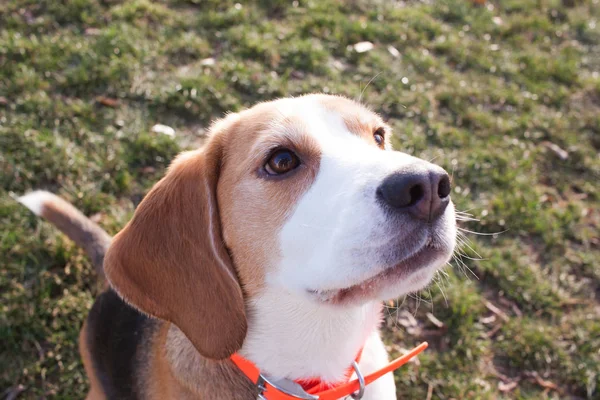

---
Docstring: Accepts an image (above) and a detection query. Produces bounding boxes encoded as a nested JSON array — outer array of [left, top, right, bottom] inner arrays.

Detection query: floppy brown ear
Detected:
[[104, 141, 247, 360]]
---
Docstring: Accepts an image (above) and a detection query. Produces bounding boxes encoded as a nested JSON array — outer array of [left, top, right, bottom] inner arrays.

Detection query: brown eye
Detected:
[[373, 127, 385, 147], [265, 149, 300, 175]]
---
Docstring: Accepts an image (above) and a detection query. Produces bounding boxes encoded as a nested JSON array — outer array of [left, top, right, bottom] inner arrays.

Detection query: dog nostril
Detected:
[[408, 184, 424, 206], [378, 170, 450, 221], [437, 175, 451, 198]]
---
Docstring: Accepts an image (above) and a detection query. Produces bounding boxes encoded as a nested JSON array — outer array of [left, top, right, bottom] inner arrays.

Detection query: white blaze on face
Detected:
[[268, 98, 454, 299]]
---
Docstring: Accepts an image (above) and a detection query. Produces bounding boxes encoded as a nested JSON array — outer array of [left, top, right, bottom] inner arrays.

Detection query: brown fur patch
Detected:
[[144, 323, 179, 399], [217, 110, 322, 296], [134, 322, 257, 399], [163, 325, 257, 399], [104, 138, 247, 360]]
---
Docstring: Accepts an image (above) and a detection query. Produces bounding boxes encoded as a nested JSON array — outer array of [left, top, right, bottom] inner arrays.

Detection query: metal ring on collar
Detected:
[[349, 361, 365, 400]]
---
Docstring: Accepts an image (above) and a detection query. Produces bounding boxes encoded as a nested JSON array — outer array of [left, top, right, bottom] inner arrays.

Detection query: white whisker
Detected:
[[358, 71, 384, 104], [434, 272, 448, 307], [458, 227, 508, 236], [452, 254, 479, 280]]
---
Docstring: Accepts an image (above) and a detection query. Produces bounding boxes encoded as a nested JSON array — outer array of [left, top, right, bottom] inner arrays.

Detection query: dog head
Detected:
[[104, 94, 456, 360]]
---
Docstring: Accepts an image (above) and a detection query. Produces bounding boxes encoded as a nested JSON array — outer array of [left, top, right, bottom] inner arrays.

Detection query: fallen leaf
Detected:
[[426, 312, 445, 328], [498, 296, 523, 317], [484, 300, 510, 322], [151, 124, 175, 137], [291, 71, 305, 79], [426, 383, 433, 400], [486, 324, 503, 338], [498, 380, 519, 392], [397, 310, 418, 327], [541, 141, 568, 160], [480, 315, 496, 324], [387, 45, 401, 58], [489, 367, 513, 383], [353, 41, 374, 53], [525, 371, 562, 393], [85, 28, 101, 36], [96, 96, 119, 108]]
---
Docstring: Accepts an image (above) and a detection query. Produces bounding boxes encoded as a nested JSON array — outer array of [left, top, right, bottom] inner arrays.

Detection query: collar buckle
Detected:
[[256, 374, 320, 400]]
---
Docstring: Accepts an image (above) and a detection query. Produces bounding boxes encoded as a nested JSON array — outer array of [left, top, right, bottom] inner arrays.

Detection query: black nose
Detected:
[[376, 169, 451, 221]]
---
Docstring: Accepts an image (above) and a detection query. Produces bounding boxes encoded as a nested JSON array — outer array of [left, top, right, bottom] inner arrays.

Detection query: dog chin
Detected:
[[375, 266, 439, 301]]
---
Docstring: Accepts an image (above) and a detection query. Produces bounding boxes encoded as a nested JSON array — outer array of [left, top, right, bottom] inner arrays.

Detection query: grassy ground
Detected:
[[1, 0, 599, 398]]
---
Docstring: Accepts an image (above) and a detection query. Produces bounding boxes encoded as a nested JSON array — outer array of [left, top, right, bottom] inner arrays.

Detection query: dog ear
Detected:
[[104, 134, 246, 360]]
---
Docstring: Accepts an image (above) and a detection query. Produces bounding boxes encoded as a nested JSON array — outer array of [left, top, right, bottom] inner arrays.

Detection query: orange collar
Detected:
[[231, 342, 428, 400]]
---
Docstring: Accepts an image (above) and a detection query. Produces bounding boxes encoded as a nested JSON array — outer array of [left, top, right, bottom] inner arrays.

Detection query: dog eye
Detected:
[[373, 127, 385, 148], [265, 149, 300, 175]]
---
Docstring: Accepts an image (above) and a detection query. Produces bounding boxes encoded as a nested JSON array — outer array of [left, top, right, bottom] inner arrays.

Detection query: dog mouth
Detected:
[[307, 239, 447, 305]]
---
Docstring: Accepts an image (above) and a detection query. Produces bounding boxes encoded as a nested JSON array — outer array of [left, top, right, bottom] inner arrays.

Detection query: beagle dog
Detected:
[[19, 94, 457, 399]]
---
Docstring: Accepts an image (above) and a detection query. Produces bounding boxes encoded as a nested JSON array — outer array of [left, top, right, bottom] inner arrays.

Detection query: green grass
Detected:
[[1, 0, 599, 398]]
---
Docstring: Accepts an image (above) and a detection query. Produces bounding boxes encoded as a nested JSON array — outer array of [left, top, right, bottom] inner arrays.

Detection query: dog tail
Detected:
[[18, 191, 112, 277]]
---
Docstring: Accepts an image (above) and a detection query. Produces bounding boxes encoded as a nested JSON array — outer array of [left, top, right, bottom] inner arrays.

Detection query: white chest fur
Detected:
[[239, 287, 382, 383]]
